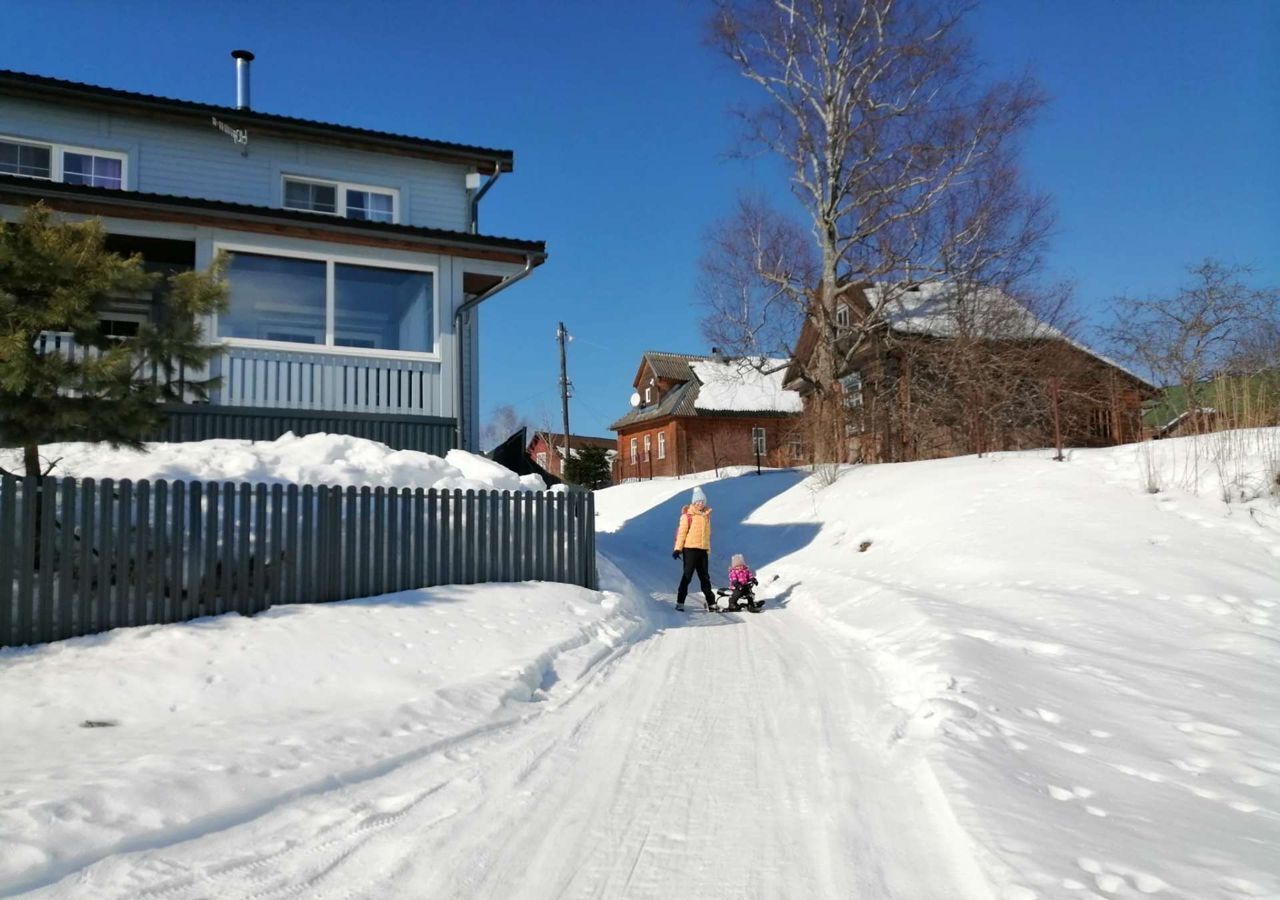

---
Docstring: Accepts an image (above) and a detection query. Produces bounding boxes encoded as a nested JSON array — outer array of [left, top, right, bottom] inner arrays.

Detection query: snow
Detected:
[[1, 430, 1278, 898], [865, 282, 1152, 387], [690, 357, 803, 413], [0, 433, 548, 492]]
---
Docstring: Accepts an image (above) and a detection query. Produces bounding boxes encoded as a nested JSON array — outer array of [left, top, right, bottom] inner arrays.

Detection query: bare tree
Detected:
[[1105, 260, 1276, 430], [701, 0, 1049, 460]]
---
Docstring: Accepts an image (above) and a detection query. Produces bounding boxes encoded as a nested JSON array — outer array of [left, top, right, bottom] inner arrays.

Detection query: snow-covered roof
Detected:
[[864, 283, 1154, 389], [690, 357, 804, 414]]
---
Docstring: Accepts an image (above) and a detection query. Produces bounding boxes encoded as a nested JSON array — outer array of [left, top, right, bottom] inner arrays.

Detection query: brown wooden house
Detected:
[[786, 283, 1156, 463], [527, 431, 617, 480], [610, 351, 806, 479]]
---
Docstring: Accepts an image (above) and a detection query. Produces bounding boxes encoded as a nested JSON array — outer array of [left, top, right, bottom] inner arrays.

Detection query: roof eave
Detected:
[[0, 177, 547, 263], [0, 71, 515, 172]]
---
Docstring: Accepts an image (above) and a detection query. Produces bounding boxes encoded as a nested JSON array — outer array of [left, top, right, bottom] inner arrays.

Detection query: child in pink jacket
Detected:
[[725, 553, 760, 612]]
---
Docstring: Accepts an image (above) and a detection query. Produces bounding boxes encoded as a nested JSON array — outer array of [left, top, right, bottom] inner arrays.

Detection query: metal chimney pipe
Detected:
[[231, 50, 254, 110]]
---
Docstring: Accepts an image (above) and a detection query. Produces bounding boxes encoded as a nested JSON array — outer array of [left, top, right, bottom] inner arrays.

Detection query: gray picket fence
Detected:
[[0, 474, 598, 649]]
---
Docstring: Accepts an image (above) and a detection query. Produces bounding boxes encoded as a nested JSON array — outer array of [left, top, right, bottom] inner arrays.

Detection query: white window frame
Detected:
[[657, 431, 666, 459], [630, 437, 638, 463], [644, 386, 652, 404], [835, 303, 850, 329], [282, 175, 400, 224], [841, 371, 864, 409], [643, 434, 651, 460], [0, 134, 128, 189], [213, 241, 440, 361], [752, 427, 767, 455], [536, 451, 547, 467], [789, 435, 804, 460]]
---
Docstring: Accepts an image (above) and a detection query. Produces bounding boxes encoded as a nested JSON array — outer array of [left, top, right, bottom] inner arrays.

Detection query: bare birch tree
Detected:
[[700, 0, 1049, 459]]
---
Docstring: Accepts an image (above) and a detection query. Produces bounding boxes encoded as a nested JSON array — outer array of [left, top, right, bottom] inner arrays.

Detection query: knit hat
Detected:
[[731, 553, 747, 568], [691, 486, 707, 506]]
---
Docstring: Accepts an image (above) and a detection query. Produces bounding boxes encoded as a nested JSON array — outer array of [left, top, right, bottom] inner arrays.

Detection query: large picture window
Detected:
[[218, 249, 435, 354], [0, 136, 126, 189], [334, 263, 431, 351]]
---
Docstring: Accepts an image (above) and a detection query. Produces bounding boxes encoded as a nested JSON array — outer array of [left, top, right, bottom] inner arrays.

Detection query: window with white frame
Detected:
[[789, 435, 804, 459], [841, 371, 865, 434], [657, 431, 666, 459], [536, 452, 547, 467], [0, 136, 126, 189], [643, 434, 651, 460], [217, 249, 434, 353], [835, 303, 850, 329], [752, 427, 766, 455], [630, 437, 638, 463], [283, 176, 398, 223], [841, 371, 864, 408], [644, 386, 651, 404]]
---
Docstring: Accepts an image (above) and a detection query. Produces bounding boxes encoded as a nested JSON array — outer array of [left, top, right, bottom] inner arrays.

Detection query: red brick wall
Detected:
[[616, 417, 804, 479]]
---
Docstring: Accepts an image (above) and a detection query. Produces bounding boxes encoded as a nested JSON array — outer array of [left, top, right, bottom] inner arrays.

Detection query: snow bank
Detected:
[[0, 433, 547, 492], [741, 431, 1280, 898], [0, 569, 659, 894], [690, 358, 802, 413]]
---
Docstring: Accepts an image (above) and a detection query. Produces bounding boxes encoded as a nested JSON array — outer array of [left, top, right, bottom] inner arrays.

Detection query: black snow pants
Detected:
[[676, 548, 715, 608]]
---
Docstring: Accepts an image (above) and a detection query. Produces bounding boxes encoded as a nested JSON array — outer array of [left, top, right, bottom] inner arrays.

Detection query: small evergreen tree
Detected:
[[0, 204, 228, 478], [563, 445, 612, 489]]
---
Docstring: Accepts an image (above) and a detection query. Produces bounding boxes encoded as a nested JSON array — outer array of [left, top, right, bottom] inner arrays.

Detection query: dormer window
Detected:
[[0, 136, 125, 189], [644, 386, 652, 404], [283, 176, 398, 223], [835, 303, 850, 329]]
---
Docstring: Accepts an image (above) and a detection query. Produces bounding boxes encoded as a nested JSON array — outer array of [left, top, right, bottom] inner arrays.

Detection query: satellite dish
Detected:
[[629, 391, 641, 408]]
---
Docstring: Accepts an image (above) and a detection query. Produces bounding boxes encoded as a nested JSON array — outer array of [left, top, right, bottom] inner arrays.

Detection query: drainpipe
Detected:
[[454, 253, 538, 450], [467, 167, 502, 235]]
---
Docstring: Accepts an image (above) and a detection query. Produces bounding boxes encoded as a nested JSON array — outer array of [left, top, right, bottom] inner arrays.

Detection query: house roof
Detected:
[[532, 432, 616, 449], [634, 351, 706, 385], [0, 69, 514, 172], [0, 175, 547, 263], [786, 282, 1156, 392], [611, 355, 802, 431]]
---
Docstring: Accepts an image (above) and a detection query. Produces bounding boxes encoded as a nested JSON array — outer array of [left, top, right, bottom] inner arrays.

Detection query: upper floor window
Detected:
[[835, 303, 850, 329], [283, 176, 398, 223], [841, 371, 864, 408], [0, 137, 126, 189]]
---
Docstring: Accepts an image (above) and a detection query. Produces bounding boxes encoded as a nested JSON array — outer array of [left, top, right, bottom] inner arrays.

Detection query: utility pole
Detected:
[[557, 322, 572, 472]]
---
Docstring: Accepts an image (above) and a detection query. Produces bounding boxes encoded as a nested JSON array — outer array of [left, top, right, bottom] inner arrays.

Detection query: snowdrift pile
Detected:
[[0, 432, 549, 493], [734, 431, 1280, 898]]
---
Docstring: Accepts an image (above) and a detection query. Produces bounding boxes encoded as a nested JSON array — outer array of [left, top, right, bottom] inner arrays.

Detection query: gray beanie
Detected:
[[691, 486, 707, 505]]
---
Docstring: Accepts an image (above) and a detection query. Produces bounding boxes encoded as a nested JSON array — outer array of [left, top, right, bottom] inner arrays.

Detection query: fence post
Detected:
[[236, 482, 252, 615], [57, 478, 76, 640], [0, 476, 16, 647], [168, 480, 185, 624], [116, 480, 134, 630]]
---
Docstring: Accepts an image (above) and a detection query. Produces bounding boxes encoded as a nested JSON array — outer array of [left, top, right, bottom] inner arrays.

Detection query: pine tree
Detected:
[[0, 204, 228, 479], [563, 445, 612, 489]]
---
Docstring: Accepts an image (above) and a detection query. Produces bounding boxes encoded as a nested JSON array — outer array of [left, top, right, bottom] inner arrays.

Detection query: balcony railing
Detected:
[[35, 334, 443, 417], [212, 345, 440, 415]]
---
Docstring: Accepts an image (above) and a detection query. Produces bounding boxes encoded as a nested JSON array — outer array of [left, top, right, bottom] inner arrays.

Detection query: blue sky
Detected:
[[2, 0, 1276, 438]]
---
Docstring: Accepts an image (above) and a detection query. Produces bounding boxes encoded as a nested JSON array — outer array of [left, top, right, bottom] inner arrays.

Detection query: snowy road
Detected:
[[15, 472, 991, 900]]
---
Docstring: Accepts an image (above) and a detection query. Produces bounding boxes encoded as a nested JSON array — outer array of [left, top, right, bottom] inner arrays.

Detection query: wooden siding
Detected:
[[0, 96, 470, 230]]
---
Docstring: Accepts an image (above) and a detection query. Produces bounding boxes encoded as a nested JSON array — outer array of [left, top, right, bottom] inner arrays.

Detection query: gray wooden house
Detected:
[[0, 55, 546, 453]]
